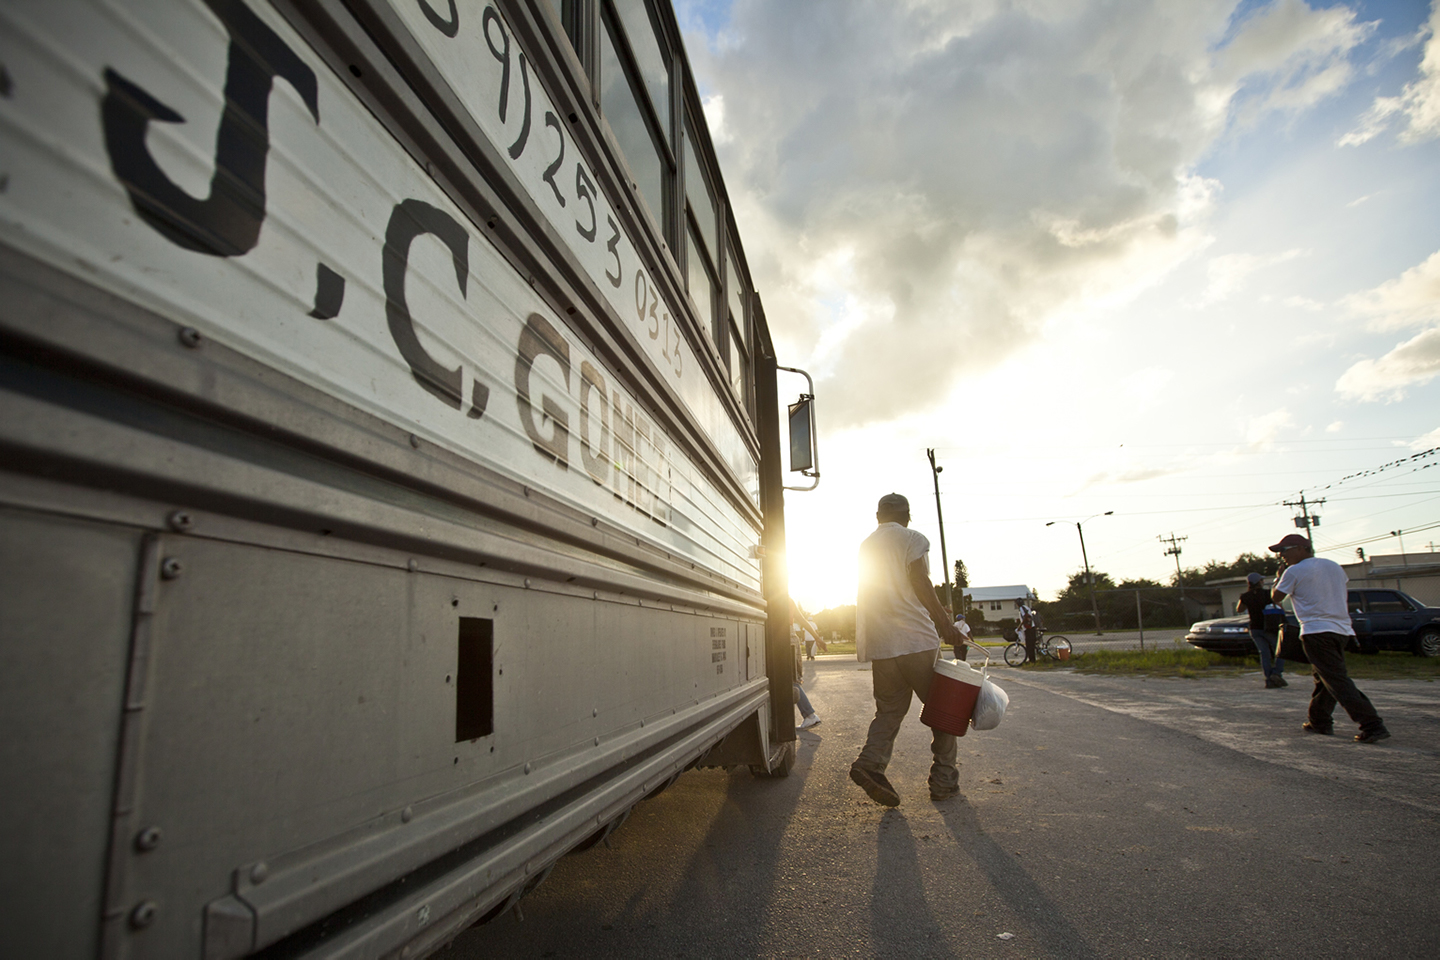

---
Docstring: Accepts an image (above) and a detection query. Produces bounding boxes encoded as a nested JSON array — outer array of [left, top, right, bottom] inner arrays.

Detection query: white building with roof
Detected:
[[961, 585, 1037, 623]]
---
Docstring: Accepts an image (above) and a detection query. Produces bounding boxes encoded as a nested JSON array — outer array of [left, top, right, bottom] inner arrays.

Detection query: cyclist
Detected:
[[1018, 599, 1038, 663]]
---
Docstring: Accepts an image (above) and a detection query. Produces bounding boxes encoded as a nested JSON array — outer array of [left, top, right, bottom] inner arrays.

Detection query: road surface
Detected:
[[448, 657, 1440, 958]]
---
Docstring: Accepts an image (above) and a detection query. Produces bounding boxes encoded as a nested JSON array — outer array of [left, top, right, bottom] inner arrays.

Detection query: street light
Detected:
[[1047, 511, 1113, 635], [926, 448, 952, 613], [1392, 529, 1408, 566]]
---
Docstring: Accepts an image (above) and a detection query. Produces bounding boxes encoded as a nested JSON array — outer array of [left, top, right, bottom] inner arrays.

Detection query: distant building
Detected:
[[1343, 553, 1440, 607], [1209, 576, 1270, 618], [961, 585, 1037, 623], [1209, 552, 1440, 614]]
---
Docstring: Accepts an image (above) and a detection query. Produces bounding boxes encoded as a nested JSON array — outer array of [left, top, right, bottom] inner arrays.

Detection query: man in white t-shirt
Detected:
[[953, 613, 973, 655], [850, 494, 965, 806], [1270, 534, 1389, 743]]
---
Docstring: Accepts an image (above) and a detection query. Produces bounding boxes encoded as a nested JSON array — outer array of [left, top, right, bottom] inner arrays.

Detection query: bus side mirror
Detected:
[[778, 366, 819, 491], [788, 396, 815, 474]]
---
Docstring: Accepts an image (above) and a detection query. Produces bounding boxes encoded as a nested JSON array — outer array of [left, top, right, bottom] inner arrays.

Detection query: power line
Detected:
[[1317, 520, 1440, 554]]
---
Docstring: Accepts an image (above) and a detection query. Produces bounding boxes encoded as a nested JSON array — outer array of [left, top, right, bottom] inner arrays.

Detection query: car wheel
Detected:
[[1413, 627, 1440, 658]]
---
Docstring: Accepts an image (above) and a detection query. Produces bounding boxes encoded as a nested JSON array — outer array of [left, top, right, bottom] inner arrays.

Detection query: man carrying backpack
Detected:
[[1237, 572, 1286, 688]]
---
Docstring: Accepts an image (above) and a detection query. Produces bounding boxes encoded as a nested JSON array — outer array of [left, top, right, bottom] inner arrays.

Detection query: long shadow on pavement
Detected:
[[937, 800, 1099, 959]]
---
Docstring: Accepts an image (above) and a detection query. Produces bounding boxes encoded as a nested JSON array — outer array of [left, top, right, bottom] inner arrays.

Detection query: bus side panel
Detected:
[[97, 531, 752, 957], [0, 509, 141, 959]]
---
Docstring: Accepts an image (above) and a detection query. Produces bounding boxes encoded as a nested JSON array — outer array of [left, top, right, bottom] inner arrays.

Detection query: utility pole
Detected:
[[1159, 533, 1187, 600], [1048, 512, 1111, 635], [1282, 494, 1325, 546], [926, 448, 952, 613]]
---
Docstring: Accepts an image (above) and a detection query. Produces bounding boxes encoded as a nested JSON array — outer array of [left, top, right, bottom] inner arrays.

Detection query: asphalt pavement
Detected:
[[449, 657, 1440, 959]]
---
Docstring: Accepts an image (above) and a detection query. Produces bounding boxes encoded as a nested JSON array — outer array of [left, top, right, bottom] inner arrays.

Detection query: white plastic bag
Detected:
[[970, 676, 1009, 731]]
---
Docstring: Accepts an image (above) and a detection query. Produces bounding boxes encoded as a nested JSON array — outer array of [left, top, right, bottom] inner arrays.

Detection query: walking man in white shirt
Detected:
[[1270, 534, 1390, 743], [850, 494, 966, 806]]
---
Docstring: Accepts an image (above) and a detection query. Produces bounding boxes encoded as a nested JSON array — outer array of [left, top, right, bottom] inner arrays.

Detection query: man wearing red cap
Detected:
[[1270, 534, 1389, 743], [850, 493, 966, 806]]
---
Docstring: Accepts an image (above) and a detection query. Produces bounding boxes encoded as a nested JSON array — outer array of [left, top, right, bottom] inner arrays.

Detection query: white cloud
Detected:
[[1326, 420, 1344, 433], [1341, 1, 1440, 146], [1337, 248, 1440, 402], [701, 94, 728, 145], [1215, 0, 1374, 128], [1336, 326, 1440, 401], [1201, 248, 1305, 304], [680, 0, 1371, 427], [1246, 408, 1295, 446], [1343, 248, 1440, 331], [1412, 426, 1440, 449]]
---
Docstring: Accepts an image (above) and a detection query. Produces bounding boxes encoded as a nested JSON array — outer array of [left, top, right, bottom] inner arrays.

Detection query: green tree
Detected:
[[813, 605, 856, 640], [953, 560, 969, 589]]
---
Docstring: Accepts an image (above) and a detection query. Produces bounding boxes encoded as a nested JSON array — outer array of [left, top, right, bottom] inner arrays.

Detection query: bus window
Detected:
[[614, 0, 671, 143], [687, 220, 716, 339], [600, 12, 666, 230], [685, 124, 718, 260], [726, 247, 750, 409]]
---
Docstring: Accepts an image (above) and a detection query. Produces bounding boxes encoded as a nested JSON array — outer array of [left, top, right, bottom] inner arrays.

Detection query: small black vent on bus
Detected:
[[456, 617, 494, 741]]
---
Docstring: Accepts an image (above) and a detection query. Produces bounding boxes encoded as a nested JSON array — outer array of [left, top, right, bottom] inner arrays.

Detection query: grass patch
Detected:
[[1341, 651, 1440, 680], [819, 639, 1009, 658], [1021, 648, 1239, 677], [1016, 647, 1440, 680]]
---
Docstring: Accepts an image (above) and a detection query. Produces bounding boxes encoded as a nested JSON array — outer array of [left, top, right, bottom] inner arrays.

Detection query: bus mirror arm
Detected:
[[778, 365, 820, 492]]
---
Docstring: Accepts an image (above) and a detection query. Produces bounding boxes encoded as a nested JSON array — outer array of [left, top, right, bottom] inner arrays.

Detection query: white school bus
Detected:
[[0, 2, 814, 956]]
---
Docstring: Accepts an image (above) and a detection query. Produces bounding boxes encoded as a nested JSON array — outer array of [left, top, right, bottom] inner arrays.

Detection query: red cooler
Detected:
[[920, 657, 984, 736]]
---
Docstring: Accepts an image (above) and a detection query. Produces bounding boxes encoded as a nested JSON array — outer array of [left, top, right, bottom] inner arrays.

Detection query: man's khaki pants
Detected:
[[854, 647, 959, 792]]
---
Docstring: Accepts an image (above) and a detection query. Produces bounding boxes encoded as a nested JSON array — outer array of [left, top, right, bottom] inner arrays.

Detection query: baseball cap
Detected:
[[1268, 534, 1310, 552], [877, 493, 910, 514], [1247, 572, 1262, 584]]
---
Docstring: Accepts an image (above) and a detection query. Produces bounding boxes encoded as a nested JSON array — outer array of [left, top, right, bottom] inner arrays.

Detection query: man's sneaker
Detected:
[[1302, 722, 1334, 735], [798, 714, 822, 730], [929, 783, 960, 801], [1272, 674, 1288, 687], [849, 764, 900, 807], [1355, 727, 1391, 744], [1264, 675, 1281, 688]]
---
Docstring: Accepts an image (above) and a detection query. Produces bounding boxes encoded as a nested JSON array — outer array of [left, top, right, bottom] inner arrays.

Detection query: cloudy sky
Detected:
[[674, 0, 1440, 612]]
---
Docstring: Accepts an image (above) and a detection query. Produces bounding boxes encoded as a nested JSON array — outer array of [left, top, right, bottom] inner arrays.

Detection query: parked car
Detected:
[[1183, 617, 1257, 656], [1185, 588, 1440, 657]]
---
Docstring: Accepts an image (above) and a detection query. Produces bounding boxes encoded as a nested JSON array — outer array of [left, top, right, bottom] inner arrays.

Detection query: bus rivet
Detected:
[[129, 901, 157, 929], [408, 559, 419, 572], [402, 805, 414, 823], [166, 511, 193, 532], [177, 327, 202, 348], [250, 862, 269, 884], [160, 558, 183, 580], [524, 579, 532, 588], [524, 762, 531, 774], [134, 826, 162, 852], [409, 433, 420, 448]]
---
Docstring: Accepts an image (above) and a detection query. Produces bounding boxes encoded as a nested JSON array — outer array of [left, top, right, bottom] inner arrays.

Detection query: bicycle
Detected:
[[1004, 628, 1073, 666]]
